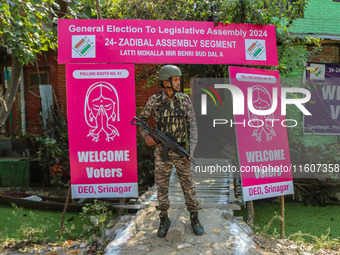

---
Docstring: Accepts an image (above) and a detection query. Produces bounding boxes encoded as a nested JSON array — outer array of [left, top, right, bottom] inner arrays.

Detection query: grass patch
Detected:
[[0, 204, 84, 242], [234, 200, 340, 242], [0, 199, 118, 244]]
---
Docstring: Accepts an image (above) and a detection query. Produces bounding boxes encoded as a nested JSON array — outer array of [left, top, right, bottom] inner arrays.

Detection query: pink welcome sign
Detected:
[[58, 19, 278, 66], [229, 66, 293, 201], [66, 64, 137, 198]]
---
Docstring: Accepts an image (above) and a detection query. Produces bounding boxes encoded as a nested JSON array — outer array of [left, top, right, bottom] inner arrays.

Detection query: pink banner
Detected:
[[66, 64, 137, 198], [58, 19, 278, 66], [229, 66, 293, 201]]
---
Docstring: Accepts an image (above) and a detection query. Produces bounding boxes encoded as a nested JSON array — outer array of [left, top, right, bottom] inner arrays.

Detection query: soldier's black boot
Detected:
[[190, 212, 204, 235], [157, 213, 171, 238]]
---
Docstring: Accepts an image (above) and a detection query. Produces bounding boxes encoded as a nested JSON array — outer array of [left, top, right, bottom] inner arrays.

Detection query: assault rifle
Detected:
[[131, 116, 197, 165]]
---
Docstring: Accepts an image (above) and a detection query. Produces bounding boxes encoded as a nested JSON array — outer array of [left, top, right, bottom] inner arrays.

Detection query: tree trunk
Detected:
[[166, 211, 186, 242], [0, 57, 23, 126], [246, 201, 254, 226], [96, 0, 101, 19], [240, 0, 246, 23]]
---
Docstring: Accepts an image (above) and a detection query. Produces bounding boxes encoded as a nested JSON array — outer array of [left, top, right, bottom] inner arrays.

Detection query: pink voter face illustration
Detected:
[[248, 85, 276, 142], [251, 85, 272, 111], [88, 85, 116, 120], [85, 82, 120, 142]]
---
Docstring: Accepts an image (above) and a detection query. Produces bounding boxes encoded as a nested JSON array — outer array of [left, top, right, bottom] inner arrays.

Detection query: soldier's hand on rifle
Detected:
[[184, 151, 194, 162], [189, 151, 194, 160], [145, 134, 157, 147]]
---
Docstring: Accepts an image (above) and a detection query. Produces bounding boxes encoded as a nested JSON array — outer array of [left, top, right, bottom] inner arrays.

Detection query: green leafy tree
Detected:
[[102, 0, 320, 77], [0, 0, 98, 126]]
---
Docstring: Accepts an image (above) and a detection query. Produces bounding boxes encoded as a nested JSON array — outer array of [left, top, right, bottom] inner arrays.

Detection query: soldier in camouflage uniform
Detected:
[[139, 65, 204, 238]]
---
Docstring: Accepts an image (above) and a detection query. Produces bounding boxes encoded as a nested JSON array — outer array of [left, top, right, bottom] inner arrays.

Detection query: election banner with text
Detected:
[[229, 66, 294, 202], [58, 19, 278, 66], [66, 64, 137, 198], [304, 63, 340, 135]]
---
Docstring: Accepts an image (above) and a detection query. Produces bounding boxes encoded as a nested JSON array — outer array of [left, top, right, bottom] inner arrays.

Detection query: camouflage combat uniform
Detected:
[[139, 91, 201, 214]]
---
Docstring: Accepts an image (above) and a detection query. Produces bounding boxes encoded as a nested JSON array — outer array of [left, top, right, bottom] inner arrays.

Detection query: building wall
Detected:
[[9, 52, 64, 136], [307, 44, 340, 64], [135, 64, 160, 113]]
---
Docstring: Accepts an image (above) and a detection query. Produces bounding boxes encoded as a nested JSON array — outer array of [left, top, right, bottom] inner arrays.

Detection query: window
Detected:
[[28, 71, 48, 88]]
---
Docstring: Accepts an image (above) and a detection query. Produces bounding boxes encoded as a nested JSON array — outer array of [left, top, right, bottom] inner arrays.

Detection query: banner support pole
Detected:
[[281, 195, 285, 239], [246, 201, 254, 226]]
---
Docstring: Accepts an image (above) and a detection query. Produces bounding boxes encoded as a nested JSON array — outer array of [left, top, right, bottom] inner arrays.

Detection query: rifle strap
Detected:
[[177, 94, 189, 152], [154, 92, 163, 131]]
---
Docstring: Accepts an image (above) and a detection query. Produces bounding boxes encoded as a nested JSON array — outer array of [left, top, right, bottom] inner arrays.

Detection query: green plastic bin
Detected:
[[0, 159, 30, 187]]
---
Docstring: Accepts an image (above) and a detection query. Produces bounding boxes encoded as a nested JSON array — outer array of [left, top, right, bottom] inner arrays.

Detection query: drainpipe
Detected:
[[20, 68, 26, 135]]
